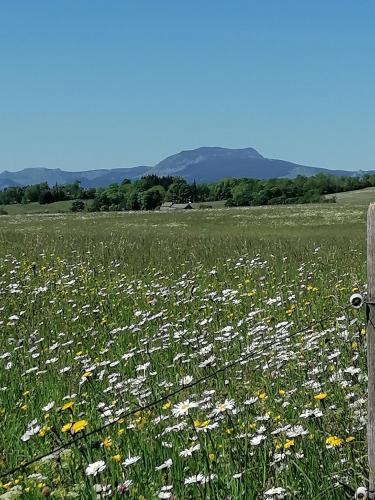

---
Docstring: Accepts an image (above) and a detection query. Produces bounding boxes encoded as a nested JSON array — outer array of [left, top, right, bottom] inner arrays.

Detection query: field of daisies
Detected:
[[0, 205, 370, 498]]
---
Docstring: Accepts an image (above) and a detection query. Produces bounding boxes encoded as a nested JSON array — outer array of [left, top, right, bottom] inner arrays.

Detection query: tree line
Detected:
[[1, 172, 375, 211], [0, 181, 95, 206]]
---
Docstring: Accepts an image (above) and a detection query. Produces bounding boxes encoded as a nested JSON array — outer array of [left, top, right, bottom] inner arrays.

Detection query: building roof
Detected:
[[160, 202, 193, 210], [171, 203, 192, 209]]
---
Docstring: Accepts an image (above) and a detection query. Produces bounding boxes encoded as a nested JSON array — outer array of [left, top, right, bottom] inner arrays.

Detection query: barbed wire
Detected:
[[0, 304, 354, 480]]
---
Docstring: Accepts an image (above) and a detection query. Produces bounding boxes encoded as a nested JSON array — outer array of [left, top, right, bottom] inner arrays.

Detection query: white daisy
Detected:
[[264, 486, 286, 497], [212, 399, 235, 415], [171, 399, 198, 417], [85, 460, 106, 476], [122, 455, 141, 467], [155, 458, 172, 470], [179, 443, 200, 457], [179, 375, 193, 386], [250, 434, 266, 446], [42, 401, 55, 412]]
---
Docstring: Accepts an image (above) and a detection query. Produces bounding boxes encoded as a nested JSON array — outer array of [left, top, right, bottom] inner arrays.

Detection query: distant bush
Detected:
[[71, 200, 85, 212], [0, 207, 8, 215]]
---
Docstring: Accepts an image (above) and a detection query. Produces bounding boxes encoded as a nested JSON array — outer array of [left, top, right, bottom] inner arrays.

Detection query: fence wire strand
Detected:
[[0, 305, 353, 480]]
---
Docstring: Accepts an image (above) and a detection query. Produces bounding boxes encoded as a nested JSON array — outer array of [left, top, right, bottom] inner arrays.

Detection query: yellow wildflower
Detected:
[[102, 436, 112, 448], [61, 423, 72, 433], [256, 390, 267, 400], [314, 393, 327, 401], [284, 439, 294, 449], [71, 420, 88, 434], [194, 419, 209, 428], [326, 435, 343, 447], [38, 426, 49, 438], [62, 401, 74, 411]]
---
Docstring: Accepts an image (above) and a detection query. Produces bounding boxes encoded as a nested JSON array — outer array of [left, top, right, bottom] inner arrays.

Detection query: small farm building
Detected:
[[160, 202, 193, 211]]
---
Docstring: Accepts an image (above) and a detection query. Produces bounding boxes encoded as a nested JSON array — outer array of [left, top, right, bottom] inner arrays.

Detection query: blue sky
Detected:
[[0, 0, 374, 172]]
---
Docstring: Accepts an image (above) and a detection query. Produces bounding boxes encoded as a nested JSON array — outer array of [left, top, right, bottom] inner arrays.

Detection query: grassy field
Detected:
[[0, 205, 370, 498], [0, 199, 226, 215], [1, 184, 374, 216], [331, 187, 375, 205], [0, 200, 77, 215]]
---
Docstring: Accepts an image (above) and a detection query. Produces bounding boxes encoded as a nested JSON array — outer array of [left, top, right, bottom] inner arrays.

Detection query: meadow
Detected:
[[0, 204, 370, 498]]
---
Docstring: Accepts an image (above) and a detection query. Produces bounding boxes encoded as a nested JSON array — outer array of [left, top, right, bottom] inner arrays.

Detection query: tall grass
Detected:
[[0, 206, 369, 498]]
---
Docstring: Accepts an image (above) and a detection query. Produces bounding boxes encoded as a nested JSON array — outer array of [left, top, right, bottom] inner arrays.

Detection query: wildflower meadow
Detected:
[[0, 205, 370, 498]]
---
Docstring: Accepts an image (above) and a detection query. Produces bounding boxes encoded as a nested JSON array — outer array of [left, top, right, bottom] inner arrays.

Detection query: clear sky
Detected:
[[0, 0, 374, 172]]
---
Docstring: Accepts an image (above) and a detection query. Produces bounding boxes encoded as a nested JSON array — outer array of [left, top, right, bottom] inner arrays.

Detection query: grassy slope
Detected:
[[332, 186, 375, 205], [1, 200, 82, 214]]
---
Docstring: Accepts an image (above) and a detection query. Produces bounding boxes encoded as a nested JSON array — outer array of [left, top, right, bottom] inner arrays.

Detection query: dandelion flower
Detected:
[[71, 420, 88, 434], [61, 401, 74, 411], [326, 435, 343, 447], [101, 436, 112, 448], [314, 393, 327, 401]]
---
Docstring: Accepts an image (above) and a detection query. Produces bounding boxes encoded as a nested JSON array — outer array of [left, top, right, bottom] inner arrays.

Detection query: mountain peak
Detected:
[[153, 146, 264, 176], [0, 146, 359, 190]]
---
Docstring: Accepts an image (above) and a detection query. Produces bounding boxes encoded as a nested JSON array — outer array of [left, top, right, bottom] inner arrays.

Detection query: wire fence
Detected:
[[0, 304, 353, 480]]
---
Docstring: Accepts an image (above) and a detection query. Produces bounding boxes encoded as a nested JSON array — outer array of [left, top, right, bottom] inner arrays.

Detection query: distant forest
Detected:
[[1, 173, 375, 212]]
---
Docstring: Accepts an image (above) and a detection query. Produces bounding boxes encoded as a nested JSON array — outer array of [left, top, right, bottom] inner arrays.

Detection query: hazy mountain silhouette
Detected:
[[0, 147, 361, 189]]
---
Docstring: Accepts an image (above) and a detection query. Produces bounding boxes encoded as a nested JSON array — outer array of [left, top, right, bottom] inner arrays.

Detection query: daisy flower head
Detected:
[[85, 460, 106, 476], [171, 399, 198, 417], [212, 399, 235, 415], [122, 455, 141, 467], [155, 458, 172, 470], [179, 375, 193, 386]]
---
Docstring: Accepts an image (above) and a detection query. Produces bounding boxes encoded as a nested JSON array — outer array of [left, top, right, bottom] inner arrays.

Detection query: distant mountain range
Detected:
[[0, 147, 367, 190]]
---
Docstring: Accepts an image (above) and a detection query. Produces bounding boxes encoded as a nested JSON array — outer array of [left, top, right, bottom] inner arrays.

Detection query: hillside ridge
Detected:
[[0, 146, 366, 190]]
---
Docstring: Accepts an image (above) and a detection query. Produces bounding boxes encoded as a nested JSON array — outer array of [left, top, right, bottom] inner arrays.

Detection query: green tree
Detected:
[[39, 189, 53, 204], [139, 186, 165, 210], [165, 179, 191, 203]]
